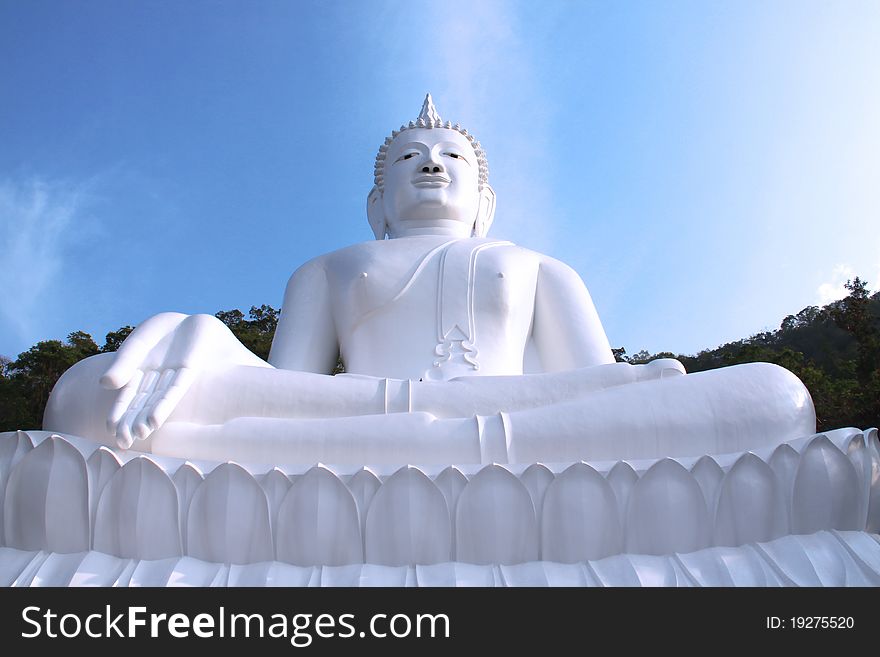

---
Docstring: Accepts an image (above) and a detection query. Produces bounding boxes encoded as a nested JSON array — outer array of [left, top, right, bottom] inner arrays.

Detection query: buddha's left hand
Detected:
[[99, 312, 270, 448]]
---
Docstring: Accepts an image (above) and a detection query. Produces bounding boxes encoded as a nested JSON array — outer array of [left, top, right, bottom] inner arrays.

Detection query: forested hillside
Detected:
[[614, 278, 879, 431], [2, 280, 878, 433]]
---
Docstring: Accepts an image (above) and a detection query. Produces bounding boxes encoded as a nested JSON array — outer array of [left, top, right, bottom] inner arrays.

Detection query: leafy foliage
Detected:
[[616, 280, 880, 432], [1, 331, 102, 430], [215, 305, 279, 361]]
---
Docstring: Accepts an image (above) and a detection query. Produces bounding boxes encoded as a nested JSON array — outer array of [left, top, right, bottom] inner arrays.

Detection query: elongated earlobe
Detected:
[[366, 186, 387, 240], [473, 184, 497, 238]]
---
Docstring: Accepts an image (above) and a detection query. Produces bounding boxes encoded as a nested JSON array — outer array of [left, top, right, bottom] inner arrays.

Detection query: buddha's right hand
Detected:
[[99, 312, 270, 449]]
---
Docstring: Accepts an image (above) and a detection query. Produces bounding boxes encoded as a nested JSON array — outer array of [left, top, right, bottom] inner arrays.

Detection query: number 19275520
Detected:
[[766, 616, 854, 630]]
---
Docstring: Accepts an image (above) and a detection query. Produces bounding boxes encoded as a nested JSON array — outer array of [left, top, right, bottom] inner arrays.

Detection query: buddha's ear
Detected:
[[366, 186, 387, 240], [473, 184, 497, 238]]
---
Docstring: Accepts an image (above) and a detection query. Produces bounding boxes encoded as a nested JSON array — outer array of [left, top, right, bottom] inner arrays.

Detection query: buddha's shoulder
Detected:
[[476, 241, 567, 267], [287, 238, 563, 279], [288, 242, 374, 275]]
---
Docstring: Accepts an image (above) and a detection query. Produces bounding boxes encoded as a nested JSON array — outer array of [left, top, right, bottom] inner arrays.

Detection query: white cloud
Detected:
[[406, 0, 558, 252], [0, 177, 97, 344], [816, 263, 857, 305]]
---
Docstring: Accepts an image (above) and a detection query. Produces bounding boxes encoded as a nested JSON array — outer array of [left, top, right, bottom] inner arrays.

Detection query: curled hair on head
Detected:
[[373, 93, 489, 192]]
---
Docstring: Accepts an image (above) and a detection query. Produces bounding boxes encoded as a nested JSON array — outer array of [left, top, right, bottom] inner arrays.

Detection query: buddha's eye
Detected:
[[444, 152, 469, 164], [395, 152, 419, 162]]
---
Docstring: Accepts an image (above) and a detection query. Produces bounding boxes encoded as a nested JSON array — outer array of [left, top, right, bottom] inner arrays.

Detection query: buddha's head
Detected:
[[367, 94, 496, 239]]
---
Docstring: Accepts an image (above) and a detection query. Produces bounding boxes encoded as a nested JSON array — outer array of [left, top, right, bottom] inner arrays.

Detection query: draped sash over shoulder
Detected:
[[427, 238, 513, 380], [345, 238, 512, 381]]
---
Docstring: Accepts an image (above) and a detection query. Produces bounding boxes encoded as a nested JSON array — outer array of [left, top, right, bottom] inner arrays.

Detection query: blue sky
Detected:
[[1, 0, 878, 361]]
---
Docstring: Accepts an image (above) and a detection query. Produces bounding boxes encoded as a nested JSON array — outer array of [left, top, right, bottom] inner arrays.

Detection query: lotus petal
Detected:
[[320, 564, 366, 586], [0, 547, 40, 586], [187, 463, 273, 564], [94, 456, 181, 560], [862, 429, 880, 532], [348, 467, 382, 537], [228, 561, 314, 587], [606, 461, 638, 523], [499, 562, 550, 586], [846, 433, 872, 529], [540, 561, 595, 586], [830, 529, 880, 584], [588, 554, 650, 587], [455, 464, 538, 565], [0, 430, 34, 545], [520, 463, 554, 526], [172, 463, 203, 553], [434, 466, 468, 558], [690, 455, 723, 520], [166, 557, 226, 586], [259, 468, 291, 531], [792, 436, 860, 534], [755, 531, 860, 586], [86, 447, 122, 535], [4, 436, 89, 552], [676, 544, 783, 586], [542, 462, 621, 562], [128, 557, 180, 586], [9, 550, 49, 587], [69, 552, 131, 587], [365, 466, 450, 566], [31, 551, 88, 586], [358, 564, 409, 586], [715, 453, 779, 546], [625, 458, 710, 555], [415, 562, 497, 586], [769, 443, 799, 535], [276, 465, 362, 566]]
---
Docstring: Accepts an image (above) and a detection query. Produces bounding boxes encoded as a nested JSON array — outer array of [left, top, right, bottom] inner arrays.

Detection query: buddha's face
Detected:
[[382, 128, 481, 237]]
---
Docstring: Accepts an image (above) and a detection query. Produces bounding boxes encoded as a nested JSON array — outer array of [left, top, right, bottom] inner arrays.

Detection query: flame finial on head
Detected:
[[373, 93, 489, 191], [417, 93, 442, 126]]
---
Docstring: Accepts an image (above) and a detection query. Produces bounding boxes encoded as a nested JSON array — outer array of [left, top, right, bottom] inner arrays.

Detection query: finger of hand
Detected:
[[118, 369, 160, 446], [100, 313, 185, 389], [147, 367, 197, 431], [132, 369, 176, 440], [116, 408, 138, 450], [106, 368, 145, 436]]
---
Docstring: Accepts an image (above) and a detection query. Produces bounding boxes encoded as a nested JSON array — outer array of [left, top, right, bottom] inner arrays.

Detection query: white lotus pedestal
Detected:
[[2, 428, 879, 587]]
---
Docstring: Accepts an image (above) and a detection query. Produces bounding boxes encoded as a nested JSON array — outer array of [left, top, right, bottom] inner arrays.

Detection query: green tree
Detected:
[[101, 326, 134, 352], [0, 355, 31, 430], [215, 305, 279, 361], [2, 332, 100, 430], [828, 278, 880, 428]]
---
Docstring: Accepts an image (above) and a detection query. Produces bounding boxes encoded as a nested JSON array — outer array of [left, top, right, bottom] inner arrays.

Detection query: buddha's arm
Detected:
[[532, 257, 615, 371], [268, 258, 340, 374]]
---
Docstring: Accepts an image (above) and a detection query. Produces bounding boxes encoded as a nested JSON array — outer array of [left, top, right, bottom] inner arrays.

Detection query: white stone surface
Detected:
[[3, 429, 876, 568]]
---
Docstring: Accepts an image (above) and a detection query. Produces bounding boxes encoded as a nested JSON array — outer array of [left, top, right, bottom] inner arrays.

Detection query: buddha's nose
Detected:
[[421, 158, 444, 174]]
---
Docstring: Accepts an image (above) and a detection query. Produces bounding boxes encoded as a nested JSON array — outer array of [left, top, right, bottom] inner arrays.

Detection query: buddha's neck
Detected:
[[387, 220, 474, 239]]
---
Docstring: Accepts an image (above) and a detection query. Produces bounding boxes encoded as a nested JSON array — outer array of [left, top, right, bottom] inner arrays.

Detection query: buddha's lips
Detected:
[[413, 175, 451, 186]]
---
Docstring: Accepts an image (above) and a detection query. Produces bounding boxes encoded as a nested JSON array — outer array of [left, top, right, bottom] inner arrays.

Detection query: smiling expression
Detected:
[[381, 128, 481, 235]]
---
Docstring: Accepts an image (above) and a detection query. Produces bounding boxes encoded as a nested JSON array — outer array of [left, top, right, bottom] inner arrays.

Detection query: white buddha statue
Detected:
[[44, 95, 815, 466]]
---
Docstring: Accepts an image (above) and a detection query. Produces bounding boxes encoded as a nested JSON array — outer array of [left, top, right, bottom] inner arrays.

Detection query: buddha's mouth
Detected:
[[413, 175, 451, 187]]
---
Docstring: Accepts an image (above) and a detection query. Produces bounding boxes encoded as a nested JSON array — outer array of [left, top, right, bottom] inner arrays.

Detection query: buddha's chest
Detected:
[[327, 241, 538, 362]]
